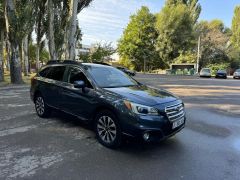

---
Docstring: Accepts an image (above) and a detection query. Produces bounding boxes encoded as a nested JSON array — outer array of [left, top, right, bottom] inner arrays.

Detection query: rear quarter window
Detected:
[[39, 67, 51, 77], [46, 66, 66, 81]]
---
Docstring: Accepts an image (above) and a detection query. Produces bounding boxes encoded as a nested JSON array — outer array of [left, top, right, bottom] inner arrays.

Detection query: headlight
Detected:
[[124, 100, 159, 116]]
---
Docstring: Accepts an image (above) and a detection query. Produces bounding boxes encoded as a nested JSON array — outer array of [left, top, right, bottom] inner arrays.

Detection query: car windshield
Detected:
[[218, 70, 226, 73], [201, 69, 210, 73], [236, 69, 240, 72], [87, 66, 138, 88]]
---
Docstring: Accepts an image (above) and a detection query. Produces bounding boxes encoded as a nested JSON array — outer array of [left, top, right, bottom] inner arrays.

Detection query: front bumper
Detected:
[[119, 110, 186, 141], [200, 74, 211, 77], [233, 74, 240, 78], [215, 74, 227, 78]]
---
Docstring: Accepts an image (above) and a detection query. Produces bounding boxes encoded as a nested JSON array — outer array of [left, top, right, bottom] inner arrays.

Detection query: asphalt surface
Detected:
[[0, 74, 240, 180]]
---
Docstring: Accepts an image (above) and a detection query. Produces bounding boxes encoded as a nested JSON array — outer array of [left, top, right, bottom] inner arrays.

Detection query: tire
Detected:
[[34, 93, 51, 118], [94, 110, 122, 148]]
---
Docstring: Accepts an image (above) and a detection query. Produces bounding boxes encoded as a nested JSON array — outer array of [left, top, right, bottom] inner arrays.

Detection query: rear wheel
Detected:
[[94, 110, 122, 148], [35, 93, 51, 118]]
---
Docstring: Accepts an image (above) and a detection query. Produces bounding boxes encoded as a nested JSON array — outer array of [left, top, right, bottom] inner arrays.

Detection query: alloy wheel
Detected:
[[97, 116, 117, 143], [35, 97, 45, 116]]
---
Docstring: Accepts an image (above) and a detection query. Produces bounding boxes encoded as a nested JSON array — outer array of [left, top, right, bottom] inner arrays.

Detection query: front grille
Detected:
[[165, 103, 185, 122]]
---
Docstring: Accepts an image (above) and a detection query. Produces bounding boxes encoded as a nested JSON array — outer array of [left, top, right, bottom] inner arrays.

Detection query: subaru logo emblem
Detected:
[[175, 106, 180, 112]]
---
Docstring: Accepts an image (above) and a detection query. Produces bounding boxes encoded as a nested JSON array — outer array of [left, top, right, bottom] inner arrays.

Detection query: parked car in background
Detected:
[[30, 60, 185, 148], [215, 70, 227, 79], [200, 68, 211, 78], [233, 69, 240, 79], [116, 66, 136, 76]]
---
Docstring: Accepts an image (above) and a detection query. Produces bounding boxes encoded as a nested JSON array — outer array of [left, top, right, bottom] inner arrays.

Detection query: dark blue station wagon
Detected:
[[30, 61, 186, 148]]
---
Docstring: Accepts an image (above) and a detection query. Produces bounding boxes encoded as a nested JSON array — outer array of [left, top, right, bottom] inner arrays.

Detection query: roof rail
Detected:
[[46, 60, 82, 65], [92, 62, 111, 66]]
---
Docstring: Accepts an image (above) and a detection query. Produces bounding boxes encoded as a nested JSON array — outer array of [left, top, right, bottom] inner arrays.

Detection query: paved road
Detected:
[[0, 75, 239, 180]]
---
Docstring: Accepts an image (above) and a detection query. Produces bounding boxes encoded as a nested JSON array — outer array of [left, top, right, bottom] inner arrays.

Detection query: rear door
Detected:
[[39, 65, 66, 108]]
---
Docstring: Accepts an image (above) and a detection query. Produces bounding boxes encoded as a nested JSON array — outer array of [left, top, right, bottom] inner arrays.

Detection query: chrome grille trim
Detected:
[[165, 103, 185, 122]]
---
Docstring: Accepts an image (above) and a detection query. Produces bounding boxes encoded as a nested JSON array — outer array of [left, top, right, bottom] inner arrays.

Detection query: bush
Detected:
[[207, 63, 230, 75]]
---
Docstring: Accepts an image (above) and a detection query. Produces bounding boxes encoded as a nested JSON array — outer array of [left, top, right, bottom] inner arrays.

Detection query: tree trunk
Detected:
[[5, 40, 10, 71], [36, 44, 40, 70], [10, 42, 23, 84], [0, 29, 4, 82], [20, 41, 23, 70], [23, 36, 29, 76], [48, 0, 56, 60], [67, 0, 78, 60], [5, 0, 23, 84], [64, 26, 68, 59]]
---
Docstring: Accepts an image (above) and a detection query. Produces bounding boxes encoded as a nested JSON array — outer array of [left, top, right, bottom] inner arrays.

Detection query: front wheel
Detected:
[[94, 110, 122, 148], [35, 94, 51, 118]]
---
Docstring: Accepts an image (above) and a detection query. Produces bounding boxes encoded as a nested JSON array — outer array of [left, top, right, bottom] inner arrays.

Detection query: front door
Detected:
[[59, 67, 97, 120]]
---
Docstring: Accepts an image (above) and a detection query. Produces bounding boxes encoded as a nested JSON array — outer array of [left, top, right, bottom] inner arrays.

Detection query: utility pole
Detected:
[[196, 35, 201, 73]]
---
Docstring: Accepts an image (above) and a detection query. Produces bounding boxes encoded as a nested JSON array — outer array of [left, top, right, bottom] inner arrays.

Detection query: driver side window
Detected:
[[67, 67, 93, 89]]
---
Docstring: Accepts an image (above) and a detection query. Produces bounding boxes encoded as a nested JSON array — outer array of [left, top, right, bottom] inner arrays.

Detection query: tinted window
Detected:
[[67, 67, 93, 88], [87, 66, 138, 88], [47, 66, 66, 81], [39, 67, 51, 77]]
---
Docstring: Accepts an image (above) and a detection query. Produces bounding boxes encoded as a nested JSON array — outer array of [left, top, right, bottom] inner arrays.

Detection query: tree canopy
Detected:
[[231, 6, 240, 49], [118, 6, 161, 71]]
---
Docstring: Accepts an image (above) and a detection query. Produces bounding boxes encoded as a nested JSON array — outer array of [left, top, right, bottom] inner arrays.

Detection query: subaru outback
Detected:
[[30, 60, 186, 148]]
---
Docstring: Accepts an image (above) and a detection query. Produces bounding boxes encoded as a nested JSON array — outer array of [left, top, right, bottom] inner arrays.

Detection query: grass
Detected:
[[0, 71, 36, 87]]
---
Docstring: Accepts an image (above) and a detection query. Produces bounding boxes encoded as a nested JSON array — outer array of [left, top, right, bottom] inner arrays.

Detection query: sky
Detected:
[[78, 0, 240, 47]]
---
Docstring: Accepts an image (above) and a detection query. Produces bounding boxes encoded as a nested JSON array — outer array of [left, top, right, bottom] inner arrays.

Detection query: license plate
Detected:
[[172, 118, 184, 129]]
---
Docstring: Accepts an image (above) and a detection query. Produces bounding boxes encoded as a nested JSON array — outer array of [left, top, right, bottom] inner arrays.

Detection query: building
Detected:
[[75, 44, 92, 60]]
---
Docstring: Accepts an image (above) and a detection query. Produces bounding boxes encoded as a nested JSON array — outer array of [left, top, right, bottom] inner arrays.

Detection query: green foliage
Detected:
[[174, 51, 197, 63], [79, 53, 90, 63], [195, 20, 231, 68], [7, 0, 35, 43], [29, 43, 49, 64], [118, 6, 161, 71], [119, 57, 135, 70], [231, 6, 240, 49], [91, 42, 115, 62], [34, 0, 47, 45], [166, 0, 201, 23], [207, 63, 230, 75], [78, 42, 115, 62], [155, 2, 195, 64]]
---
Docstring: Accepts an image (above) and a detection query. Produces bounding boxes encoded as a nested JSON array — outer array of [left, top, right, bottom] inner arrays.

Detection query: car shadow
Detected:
[[50, 109, 94, 131], [47, 109, 185, 153]]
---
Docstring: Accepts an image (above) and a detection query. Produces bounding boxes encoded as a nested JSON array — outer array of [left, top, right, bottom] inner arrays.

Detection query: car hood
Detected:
[[104, 85, 178, 106]]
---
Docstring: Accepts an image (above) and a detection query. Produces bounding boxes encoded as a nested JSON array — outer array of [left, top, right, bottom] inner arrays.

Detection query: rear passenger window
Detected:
[[39, 67, 50, 77], [47, 66, 66, 81]]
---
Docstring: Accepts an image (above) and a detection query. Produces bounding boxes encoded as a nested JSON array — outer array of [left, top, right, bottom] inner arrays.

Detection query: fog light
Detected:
[[143, 132, 150, 141]]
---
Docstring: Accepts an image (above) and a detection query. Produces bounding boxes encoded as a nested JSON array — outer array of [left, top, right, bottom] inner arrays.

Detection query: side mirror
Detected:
[[73, 80, 85, 89]]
